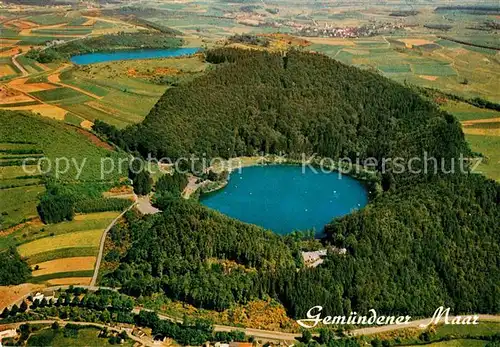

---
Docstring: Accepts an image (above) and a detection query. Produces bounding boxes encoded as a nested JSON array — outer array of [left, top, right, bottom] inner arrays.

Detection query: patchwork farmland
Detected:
[[14, 212, 120, 285]]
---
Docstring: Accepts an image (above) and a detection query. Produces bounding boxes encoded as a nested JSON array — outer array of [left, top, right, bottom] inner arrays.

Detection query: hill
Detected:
[[96, 49, 500, 319], [109, 48, 467, 168]]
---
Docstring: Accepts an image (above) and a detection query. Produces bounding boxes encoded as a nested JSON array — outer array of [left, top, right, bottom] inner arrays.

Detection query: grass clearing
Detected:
[[51, 56, 208, 127], [0, 165, 38, 179], [378, 64, 411, 73], [0, 177, 42, 189], [30, 87, 87, 102], [32, 28, 92, 36], [466, 134, 500, 181], [63, 103, 129, 128], [0, 185, 44, 228], [434, 321, 500, 339], [28, 14, 69, 25], [411, 64, 457, 76], [61, 79, 109, 97], [27, 327, 134, 347], [0, 111, 126, 181]]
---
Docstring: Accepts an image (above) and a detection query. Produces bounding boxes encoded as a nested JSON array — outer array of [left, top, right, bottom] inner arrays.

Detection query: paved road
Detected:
[[350, 314, 500, 337], [3, 295, 500, 342], [90, 203, 137, 287]]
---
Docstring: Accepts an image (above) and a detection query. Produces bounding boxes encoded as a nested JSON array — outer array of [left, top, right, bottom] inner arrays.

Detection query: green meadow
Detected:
[[466, 134, 500, 182], [27, 327, 134, 347]]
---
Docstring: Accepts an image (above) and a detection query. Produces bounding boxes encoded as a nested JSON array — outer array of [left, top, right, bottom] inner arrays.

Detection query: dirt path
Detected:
[[182, 174, 201, 198], [461, 117, 500, 126], [90, 201, 137, 287], [11, 53, 29, 77], [46, 64, 104, 100]]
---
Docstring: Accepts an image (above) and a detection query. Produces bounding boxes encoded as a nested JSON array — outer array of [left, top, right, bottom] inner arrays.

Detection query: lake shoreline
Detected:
[[193, 155, 382, 201], [198, 160, 372, 235], [70, 47, 201, 65]]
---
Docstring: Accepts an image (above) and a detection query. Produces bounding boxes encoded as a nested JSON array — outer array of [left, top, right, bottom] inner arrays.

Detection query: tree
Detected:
[[301, 330, 312, 343], [20, 301, 28, 313], [1, 307, 9, 318], [9, 304, 19, 316], [37, 191, 74, 224], [132, 170, 152, 195], [0, 247, 31, 285]]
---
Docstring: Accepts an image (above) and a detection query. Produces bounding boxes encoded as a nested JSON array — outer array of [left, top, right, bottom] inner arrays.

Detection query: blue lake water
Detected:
[[70, 47, 200, 65], [201, 165, 369, 235]]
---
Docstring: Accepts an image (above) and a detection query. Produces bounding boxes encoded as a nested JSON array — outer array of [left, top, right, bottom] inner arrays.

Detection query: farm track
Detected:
[[11, 53, 29, 77], [461, 117, 500, 125], [89, 201, 137, 287]]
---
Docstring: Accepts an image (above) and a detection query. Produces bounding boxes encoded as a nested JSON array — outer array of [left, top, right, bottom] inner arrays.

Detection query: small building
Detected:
[[0, 329, 17, 347], [302, 249, 328, 268], [42, 290, 55, 300], [32, 292, 44, 302]]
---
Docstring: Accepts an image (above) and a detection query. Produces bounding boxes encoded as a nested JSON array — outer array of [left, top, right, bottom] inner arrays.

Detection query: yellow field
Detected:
[[17, 83, 57, 93], [0, 283, 44, 309], [419, 75, 439, 81], [47, 277, 92, 286], [32, 256, 96, 276], [0, 48, 18, 58], [0, 65, 15, 77], [398, 38, 434, 47], [18, 229, 103, 257], [462, 127, 500, 137], [80, 119, 93, 129], [0, 88, 34, 104], [2, 104, 67, 120]]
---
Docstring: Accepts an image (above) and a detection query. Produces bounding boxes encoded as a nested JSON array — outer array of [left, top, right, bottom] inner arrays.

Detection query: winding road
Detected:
[[2, 312, 500, 344]]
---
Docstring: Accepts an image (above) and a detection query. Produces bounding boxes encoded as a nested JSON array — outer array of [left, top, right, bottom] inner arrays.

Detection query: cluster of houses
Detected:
[[298, 22, 407, 38]]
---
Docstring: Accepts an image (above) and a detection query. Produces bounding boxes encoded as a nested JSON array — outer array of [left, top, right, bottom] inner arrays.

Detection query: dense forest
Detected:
[[0, 247, 31, 285], [99, 48, 467, 180], [95, 48, 499, 318], [103, 172, 499, 316]]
